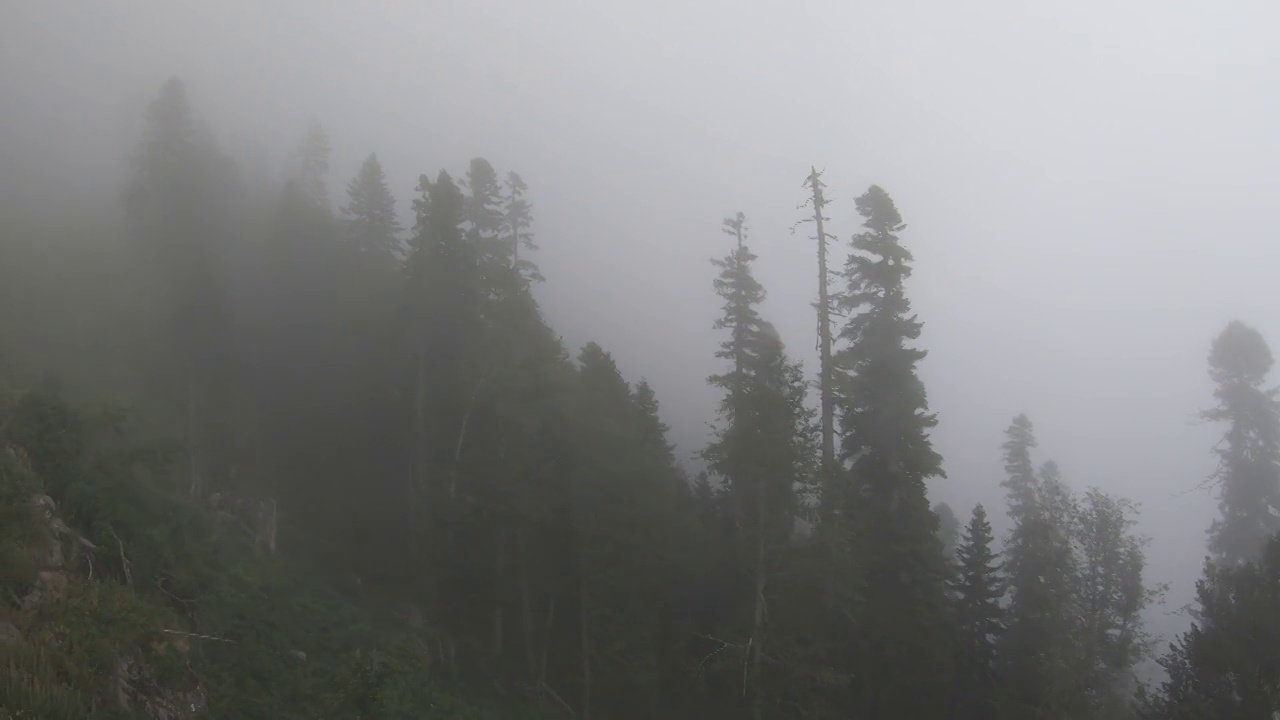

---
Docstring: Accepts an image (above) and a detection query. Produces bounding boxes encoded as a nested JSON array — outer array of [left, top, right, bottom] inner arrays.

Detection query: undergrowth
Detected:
[[0, 385, 545, 719]]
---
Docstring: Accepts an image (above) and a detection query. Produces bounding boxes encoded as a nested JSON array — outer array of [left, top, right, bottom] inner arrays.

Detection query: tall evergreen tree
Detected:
[[124, 76, 238, 499], [702, 212, 813, 720], [341, 152, 401, 259], [998, 416, 1081, 718], [504, 171, 540, 281], [951, 503, 1004, 720], [935, 501, 962, 558], [1203, 320, 1280, 567], [1072, 488, 1155, 716], [833, 184, 950, 717]]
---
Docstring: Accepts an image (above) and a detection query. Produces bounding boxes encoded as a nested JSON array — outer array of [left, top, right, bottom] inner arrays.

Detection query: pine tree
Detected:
[[702, 212, 813, 720], [289, 119, 331, 210], [951, 503, 1004, 720], [504, 171, 541, 282], [833, 184, 950, 717], [341, 152, 401, 259], [935, 501, 962, 558], [1203, 320, 1280, 566], [1142, 535, 1280, 719], [998, 417, 1082, 718], [124, 76, 237, 499]]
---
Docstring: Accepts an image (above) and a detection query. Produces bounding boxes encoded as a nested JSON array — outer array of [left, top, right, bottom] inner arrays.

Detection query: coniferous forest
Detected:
[[4, 77, 1280, 719]]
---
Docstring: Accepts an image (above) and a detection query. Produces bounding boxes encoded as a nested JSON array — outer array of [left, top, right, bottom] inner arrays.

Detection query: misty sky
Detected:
[[8, 0, 1280, 643]]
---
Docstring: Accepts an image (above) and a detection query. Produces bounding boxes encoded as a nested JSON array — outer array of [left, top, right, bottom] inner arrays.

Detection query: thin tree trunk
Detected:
[[519, 529, 538, 680], [750, 474, 767, 720], [492, 525, 506, 664], [413, 343, 428, 554], [806, 167, 836, 493], [187, 377, 203, 499], [579, 566, 592, 720], [540, 594, 557, 687]]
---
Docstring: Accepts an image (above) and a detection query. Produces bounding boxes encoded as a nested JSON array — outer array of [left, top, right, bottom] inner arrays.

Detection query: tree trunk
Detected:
[[807, 167, 836, 495], [519, 529, 538, 680], [492, 525, 506, 665], [579, 567, 592, 720], [750, 474, 768, 720], [187, 377, 203, 499], [413, 343, 428, 555]]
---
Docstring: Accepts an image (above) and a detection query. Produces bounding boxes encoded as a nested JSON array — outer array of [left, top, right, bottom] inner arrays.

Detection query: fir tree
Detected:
[[702, 212, 813, 720], [998, 416, 1081, 718], [341, 152, 401, 259], [1203, 320, 1280, 566], [833, 184, 950, 717], [951, 503, 1004, 720]]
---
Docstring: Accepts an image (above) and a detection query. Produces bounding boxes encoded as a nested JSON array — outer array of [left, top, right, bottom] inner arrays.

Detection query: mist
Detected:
[[6, 0, 1280, 715]]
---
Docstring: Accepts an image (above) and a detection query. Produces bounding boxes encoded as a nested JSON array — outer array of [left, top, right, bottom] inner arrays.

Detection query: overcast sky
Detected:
[[9, 0, 1280, 644]]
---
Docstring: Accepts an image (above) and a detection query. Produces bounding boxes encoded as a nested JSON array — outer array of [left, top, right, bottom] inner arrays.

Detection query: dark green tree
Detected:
[[935, 501, 962, 558], [341, 152, 401, 259], [998, 416, 1081, 718], [1203, 320, 1280, 567], [832, 184, 950, 717], [702, 212, 814, 720], [951, 503, 1004, 720], [124, 76, 238, 499], [1142, 535, 1280, 718]]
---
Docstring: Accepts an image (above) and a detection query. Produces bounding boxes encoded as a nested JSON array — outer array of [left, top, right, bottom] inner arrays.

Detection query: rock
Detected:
[[0, 620, 21, 643], [32, 494, 56, 518], [28, 529, 64, 569], [50, 517, 71, 536], [20, 569, 69, 607]]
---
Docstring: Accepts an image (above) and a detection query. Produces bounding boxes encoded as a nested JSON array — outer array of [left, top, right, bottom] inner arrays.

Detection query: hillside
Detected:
[[0, 384, 544, 719]]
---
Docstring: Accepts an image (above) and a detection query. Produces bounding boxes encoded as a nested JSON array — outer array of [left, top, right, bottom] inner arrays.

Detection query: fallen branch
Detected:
[[108, 526, 132, 589], [161, 628, 236, 644], [541, 681, 576, 717]]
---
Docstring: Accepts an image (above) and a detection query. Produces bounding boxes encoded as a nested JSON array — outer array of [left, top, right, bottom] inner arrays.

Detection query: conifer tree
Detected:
[[1142, 535, 1280, 719], [290, 120, 332, 210], [1072, 488, 1155, 715], [833, 184, 950, 717], [1203, 320, 1280, 566], [124, 76, 237, 499], [341, 152, 401, 259], [702, 211, 813, 720], [998, 416, 1081, 718], [951, 503, 1004, 720], [504, 171, 541, 282], [935, 501, 962, 557]]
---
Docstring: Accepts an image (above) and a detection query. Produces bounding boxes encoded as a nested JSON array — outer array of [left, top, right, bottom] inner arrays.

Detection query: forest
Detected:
[[4, 76, 1280, 719]]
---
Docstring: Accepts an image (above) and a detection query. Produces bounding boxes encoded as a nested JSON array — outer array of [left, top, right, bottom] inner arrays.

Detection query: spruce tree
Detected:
[[124, 76, 237, 499], [935, 501, 962, 558], [951, 503, 1004, 720], [998, 417, 1081, 718], [341, 152, 401, 259], [1203, 320, 1280, 566], [833, 184, 950, 717], [702, 211, 813, 720], [504, 171, 541, 282]]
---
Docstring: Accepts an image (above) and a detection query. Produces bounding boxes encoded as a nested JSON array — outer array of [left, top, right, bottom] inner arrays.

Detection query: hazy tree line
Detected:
[[4, 77, 1280, 718]]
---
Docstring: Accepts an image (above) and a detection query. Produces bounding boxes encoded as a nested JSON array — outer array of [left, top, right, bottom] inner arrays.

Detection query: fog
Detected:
[[8, 0, 1280, 654]]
